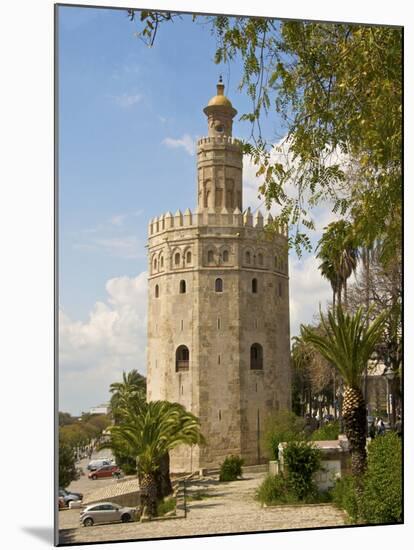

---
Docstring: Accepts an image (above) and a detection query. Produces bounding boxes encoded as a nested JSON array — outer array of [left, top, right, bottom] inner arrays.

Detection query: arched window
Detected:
[[155, 284, 159, 298], [222, 250, 229, 263], [215, 278, 223, 293], [252, 278, 258, 293], [258, 253, 263, 265], [208, 250, 214, 263], [179, 280, 186, 294], [245, 251, 251, 264], [250, 343, 263, 370], [153, 258, 157, 271], [186, 251, 192, 264], [176, 345, 189, 372], [160, 256, 164, 269], [174, 252, 180, 266]]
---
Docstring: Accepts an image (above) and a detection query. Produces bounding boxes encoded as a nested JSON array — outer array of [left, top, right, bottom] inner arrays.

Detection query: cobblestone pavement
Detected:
[[59, 472, 347, 544]]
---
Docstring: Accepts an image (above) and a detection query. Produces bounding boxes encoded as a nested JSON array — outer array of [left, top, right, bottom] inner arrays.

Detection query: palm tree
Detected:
[[102, 400, 205, 519], [317, 221, 359, 308], [301, 306, 387, 482], [109, 369, 146, 421]]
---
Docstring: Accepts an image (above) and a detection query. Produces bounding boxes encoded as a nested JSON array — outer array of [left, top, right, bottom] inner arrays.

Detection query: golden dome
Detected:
[[206, 77, 234, 109], [207, 93, 233, 108]]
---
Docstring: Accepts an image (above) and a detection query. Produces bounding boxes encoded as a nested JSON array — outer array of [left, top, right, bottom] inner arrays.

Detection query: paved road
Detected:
[[59, 472, 347, 544], [65, 450, 116, 499]]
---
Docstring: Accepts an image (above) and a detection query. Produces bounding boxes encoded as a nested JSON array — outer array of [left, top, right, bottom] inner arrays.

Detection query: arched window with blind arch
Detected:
[[174, 252, 180, 266], [222, 249, 229, 263], [176, 345, 189, 372], [250, 343, 263, 370], [207, 249, 214, 263], [186, 251, 192, 264]]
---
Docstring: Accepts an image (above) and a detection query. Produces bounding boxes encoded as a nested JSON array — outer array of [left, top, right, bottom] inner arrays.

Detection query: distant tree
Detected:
[[59, 439, 78, 489], [59, 411, 77, 427]]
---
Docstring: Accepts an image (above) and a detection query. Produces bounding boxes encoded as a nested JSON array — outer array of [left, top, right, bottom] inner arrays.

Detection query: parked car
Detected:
[[58, 496, 65, 510], [87, 458, 112, 471], [59, 488, 83, 506], [80, 502, 136, 526], [88, 465, 121, 480]]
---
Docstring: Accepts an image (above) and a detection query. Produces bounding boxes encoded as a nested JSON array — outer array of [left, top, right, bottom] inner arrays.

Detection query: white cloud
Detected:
[[289, 255, 332, 338], [109, 214, 127, 226], [162, 134, 195, 156], [74, 236, 145, 260], [59, 272, 148, 414], [112, 92, 142, 108]]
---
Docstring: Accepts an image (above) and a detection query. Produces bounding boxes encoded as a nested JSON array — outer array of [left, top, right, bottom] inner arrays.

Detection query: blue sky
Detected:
[[58, 5, 332, 415]]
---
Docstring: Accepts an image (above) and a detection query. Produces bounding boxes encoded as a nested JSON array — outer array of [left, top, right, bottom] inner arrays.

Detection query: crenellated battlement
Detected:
[[197, 136, 241, 147], [148, 206, 288, 237]]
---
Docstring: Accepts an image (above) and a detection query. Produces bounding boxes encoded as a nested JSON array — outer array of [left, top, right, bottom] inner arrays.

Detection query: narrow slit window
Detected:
[[155, 284, 159, 298], [252, 278, 258, 293]]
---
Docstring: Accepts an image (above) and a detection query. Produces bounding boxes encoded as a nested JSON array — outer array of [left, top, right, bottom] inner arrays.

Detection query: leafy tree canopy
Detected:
[[129, 12, 402, 260]]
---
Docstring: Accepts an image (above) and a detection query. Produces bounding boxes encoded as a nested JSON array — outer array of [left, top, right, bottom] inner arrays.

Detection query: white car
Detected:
[[80, 502, 136, 527]]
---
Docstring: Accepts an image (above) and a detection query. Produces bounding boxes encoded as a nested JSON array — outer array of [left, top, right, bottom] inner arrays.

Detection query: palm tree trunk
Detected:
[[342, 385, 367, 479], [155, 453, 173, 499], [140, 472, 158, 519]]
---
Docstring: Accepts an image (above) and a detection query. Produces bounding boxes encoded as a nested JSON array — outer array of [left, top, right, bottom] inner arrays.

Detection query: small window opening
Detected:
[[222, 250, 229, 262], [155, 284, 159, 298], [215, 278, 223, 292], [179, 280, 186, 294], [252, 278, 258, 293], [174, 252, 180, 266]]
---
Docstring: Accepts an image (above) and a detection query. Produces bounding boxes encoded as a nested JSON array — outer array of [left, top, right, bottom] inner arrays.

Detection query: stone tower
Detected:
[[146, 79, 291, 472]]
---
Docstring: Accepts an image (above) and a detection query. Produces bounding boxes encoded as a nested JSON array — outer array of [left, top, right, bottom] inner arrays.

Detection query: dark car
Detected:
[[59, 488, 83, 506], [88, 465, 121, 480]]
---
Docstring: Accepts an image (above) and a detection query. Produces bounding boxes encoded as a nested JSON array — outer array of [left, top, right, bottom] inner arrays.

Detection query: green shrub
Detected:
[[263, 411, 305, 460], [219, 455, 244, 482], [361, 432, 402, 524], [283, 441, 321, 500], [332, 476, 360, 522], [157, 497, 176, 516], [255, 474, 296, 505], [311, 421, 339, 441]]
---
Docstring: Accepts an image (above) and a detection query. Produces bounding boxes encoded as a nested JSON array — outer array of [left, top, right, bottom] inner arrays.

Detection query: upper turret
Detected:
[[203, 76, 237, 138]]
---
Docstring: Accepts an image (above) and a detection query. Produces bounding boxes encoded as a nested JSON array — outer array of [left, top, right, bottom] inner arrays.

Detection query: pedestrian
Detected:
[[376, 417, 385, 436], [394, 415, 402, 437]]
